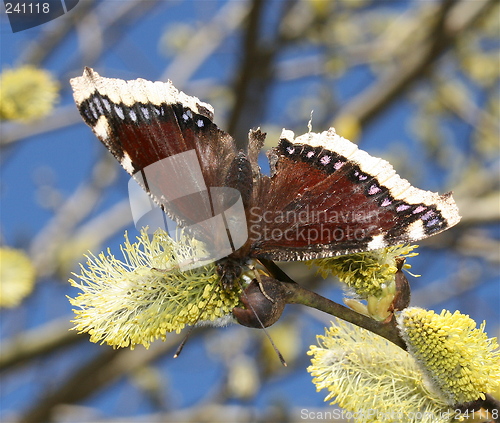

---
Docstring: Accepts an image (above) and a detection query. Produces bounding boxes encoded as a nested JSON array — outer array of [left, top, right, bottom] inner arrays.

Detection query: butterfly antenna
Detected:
[[173, 325, 194, 358], [238, 275, 287, 367]]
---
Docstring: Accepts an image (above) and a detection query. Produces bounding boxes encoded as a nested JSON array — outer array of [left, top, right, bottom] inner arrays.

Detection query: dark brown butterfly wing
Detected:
[[71, 69, 461, 266], [248, 128, 460, 260], [71, 68, 239, 246]]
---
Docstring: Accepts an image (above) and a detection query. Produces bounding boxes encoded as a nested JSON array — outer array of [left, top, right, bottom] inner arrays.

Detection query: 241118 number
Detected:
[[5, 3, 49, 13]]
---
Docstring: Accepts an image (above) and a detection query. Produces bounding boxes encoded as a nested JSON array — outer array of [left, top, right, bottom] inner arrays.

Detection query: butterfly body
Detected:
[[71, 68, 460, 286]]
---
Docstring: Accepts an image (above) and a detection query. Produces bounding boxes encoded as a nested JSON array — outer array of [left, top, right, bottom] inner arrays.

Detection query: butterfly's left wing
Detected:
[[249, 128, 461, 261], [71, 68, 236, 186], [70, 68, 240, 246]]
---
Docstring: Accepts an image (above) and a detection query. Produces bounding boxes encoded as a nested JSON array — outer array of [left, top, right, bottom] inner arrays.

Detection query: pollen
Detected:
[[398, 307, 500, 404], [69, 229, 242, 349], [308, 245, 418, 320], [307, 318, 452, 422], [308, 244, 418, 297]]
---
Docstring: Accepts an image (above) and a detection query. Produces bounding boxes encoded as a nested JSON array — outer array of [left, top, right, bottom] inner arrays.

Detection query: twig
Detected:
[[159, 1, 249, 87], [70, 0, 162, 74], [260, 259, 406, 350], [335, 0, 497, 128], [227, 0, 297, 144], [19, 0, 96, 66], [0, 317, 80, 371], [227, 0, 269, 144], [283, 280, 406, 349], [0, 105, 82, 148], [29, 153, 120, 277], [18, 336, 181, 423]]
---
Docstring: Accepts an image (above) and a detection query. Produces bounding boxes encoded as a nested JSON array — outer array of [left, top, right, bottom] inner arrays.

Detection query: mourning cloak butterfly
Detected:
[[70, 68, 460, 287]]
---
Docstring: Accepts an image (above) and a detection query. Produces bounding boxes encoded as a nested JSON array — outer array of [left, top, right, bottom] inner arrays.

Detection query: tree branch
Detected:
[[0, 318, 80, 371], [260, 259, 406, 350], [19, 337, 181, 423], [335, 0, 497, 128]]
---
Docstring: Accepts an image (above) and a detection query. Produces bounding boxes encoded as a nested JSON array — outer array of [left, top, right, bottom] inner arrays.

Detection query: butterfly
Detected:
[[70, 67, 460, 293]]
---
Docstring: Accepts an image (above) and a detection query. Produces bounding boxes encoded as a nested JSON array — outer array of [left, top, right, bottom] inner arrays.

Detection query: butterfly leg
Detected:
[[252, 268, 275, 303]]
